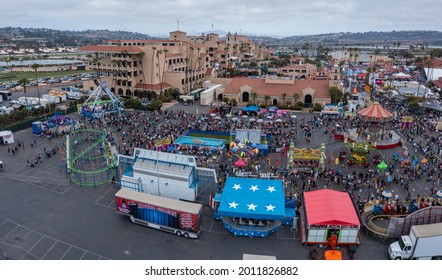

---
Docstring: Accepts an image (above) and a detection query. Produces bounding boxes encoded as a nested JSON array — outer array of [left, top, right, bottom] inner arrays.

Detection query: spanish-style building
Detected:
[[78, 30, 271, 97]]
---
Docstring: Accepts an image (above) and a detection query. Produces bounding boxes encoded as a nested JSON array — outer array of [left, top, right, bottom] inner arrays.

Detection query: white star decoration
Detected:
[[247, 203, 257, 211], [265, 204, 275, 211], [228, 201, 239, 209], [267, 186, 276, 193], [232, 184, 241, 190], [249, 185, 259, 192]]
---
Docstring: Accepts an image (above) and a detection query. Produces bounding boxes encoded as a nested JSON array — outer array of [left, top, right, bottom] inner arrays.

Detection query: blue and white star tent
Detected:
[[219, 177, 285, 220]]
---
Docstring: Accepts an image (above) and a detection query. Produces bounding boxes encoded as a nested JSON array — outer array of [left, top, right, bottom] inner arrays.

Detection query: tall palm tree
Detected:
[[160, 49, 168, 95], [263, 95, 270, 106], [281, 92, 287, 106], [31, 63, 40, 105], [19, 78, 29, 108], [151, 46, 157, 94], [251, 92, 258, 104], [156, 49, 163, 96], [292, 92, 300, 104]]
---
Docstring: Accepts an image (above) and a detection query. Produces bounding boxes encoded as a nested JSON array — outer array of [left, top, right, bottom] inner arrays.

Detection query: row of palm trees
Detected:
[[14, 63, 41, 108], [249, 91, 301, 106]]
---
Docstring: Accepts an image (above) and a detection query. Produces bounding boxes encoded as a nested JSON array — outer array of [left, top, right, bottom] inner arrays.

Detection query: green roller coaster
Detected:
[[66, 129, 117, 187]]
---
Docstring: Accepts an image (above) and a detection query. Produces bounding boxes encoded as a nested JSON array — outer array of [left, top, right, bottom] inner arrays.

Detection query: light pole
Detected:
[[32, 64, 40, 108]]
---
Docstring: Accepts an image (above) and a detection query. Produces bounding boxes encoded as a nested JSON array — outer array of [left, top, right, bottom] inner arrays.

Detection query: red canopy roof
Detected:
[[357, 102, 393, 120], [304, 189, 360, 226]]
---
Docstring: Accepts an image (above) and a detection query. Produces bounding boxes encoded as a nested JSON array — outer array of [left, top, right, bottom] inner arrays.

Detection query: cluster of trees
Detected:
[[0, 104, 56, 127]]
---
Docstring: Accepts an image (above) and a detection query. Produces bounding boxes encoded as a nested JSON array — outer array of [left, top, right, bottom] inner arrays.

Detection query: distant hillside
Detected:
[[279, 30, 442, 46], [1, 27, 442, 48], [0, 27, 155, 47]]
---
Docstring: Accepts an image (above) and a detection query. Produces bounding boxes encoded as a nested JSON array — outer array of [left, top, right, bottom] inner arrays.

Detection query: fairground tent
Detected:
[[242, 105, 259, 112], [304, 189, 359, 226], [357, 102, 393, 121], [219, 177, 285, 220]]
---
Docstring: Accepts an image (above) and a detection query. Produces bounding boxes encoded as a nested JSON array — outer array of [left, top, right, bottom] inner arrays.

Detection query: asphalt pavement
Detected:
[[3, 101, 437, 260], [0, 103, 398, 260]]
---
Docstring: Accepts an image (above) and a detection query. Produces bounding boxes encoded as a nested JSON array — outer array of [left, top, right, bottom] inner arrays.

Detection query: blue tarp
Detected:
[[219, 177, 285, 220], [241, 105, 259, 112]]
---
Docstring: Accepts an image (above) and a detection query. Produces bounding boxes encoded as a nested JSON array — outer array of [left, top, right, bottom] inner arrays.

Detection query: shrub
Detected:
[[313, 103, 323, 111]]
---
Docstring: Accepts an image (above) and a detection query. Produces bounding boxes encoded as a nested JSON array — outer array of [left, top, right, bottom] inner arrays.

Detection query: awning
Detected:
[[304, 189, 360, 226]]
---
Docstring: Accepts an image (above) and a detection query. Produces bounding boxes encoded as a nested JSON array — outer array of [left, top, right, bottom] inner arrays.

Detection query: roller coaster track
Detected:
[[70, 129, 106, 162], [361, 210, 407, 238]]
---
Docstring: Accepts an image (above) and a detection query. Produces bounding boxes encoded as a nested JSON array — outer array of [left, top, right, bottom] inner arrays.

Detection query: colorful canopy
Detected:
[[234, 158, 246, 167], [377, 161, 388, 171], [304, 189, 360, 227], [218, 177, 285, 220], [357, 102, 393, 121]]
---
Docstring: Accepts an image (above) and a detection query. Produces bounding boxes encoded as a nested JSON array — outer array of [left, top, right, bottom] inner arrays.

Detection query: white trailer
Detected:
[[388, 223, 442, 260]]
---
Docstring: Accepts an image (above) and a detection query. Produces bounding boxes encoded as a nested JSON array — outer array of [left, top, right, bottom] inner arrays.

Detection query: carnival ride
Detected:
[[286, 142, 326, 171], [230, 140, 260, 159], [66, 129, 117, 187], [42, 113, 82, 137], [80, 82, 124, 120], [346, 101, 402, 149], [346, 141, 372, 167]]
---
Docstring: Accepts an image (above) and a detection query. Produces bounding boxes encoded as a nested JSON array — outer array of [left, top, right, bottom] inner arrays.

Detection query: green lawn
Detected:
[[0, 70, 93, 83]]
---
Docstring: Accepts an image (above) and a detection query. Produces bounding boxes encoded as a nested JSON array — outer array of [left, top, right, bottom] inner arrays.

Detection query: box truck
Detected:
[[388, 223, 442, 260]]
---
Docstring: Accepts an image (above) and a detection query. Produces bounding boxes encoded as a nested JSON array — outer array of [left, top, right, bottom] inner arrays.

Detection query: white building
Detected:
[[117, 148, 217, 202]]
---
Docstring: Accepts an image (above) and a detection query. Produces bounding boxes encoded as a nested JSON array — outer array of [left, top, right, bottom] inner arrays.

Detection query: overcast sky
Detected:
[[2, 0, 441, 37]]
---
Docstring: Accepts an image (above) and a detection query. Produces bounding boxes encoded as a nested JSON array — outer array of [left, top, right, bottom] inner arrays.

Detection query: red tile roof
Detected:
[[78, 45, 143, 54], [134, 83, 172, 91], [224, 77, 330, 98], [431, 58, 442, 68], [432, 79, 442, 89], [205, 68, 214, 77]]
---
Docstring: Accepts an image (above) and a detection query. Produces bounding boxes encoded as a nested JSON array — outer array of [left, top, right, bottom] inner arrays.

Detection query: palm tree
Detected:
[[111, 59, 122, 90], [151, 46, 157, 94], [160, 49, 168, 95], [281, 92, 287, 106], [263, 95, 270, 106], [292, 92, 300, 104], [156, 49, 163, 96], [19, 78, 29, 108], [251, 92, 258, 104], [31, 63, 40, 105]]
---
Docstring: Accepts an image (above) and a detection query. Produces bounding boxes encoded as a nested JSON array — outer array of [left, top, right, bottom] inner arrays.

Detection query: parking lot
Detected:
[[0, 107, 394, 260]]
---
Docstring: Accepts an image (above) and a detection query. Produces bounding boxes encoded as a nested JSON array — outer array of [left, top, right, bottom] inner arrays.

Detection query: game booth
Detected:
[[300, 189, 361, 246], [173, 136, 226, 156], [0, 130, 14, 145], [211, 177, 297, 237]]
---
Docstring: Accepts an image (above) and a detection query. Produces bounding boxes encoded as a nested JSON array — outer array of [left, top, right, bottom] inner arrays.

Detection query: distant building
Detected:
[[78, 30, 272, 98], [223, 76, 331, 107]]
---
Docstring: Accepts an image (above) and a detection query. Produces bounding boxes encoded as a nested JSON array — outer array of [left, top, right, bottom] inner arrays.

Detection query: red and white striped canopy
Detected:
[[357, 102, 393, 120]]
